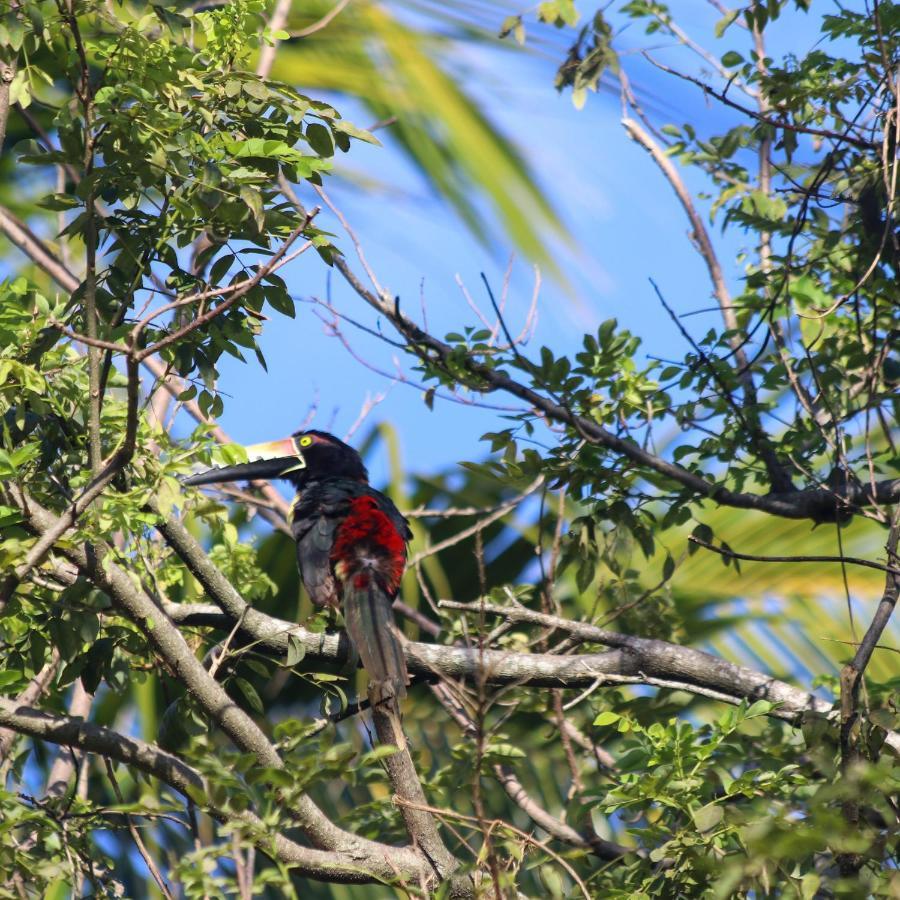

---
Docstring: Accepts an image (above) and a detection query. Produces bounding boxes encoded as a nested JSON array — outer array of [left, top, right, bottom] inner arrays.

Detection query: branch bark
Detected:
[[151, 502, 459, 881], [157, 595, 900, 753], [313, 195, 898, 521], [620, 118, 792, 491], [0, 697, 435, 885], [0, 37, 17, 153], [0, 650, 60, 766], [4, 485, 463, 892], [838, 510, 900, 873]]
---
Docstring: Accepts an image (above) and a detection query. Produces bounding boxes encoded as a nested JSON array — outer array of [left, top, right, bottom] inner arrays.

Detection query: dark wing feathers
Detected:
[[290, 478, 410, 608], [294, 515, 340, 607]]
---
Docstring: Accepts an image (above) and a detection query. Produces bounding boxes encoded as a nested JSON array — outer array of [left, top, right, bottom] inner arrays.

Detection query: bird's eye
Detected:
[[299, 436, 313, 447]]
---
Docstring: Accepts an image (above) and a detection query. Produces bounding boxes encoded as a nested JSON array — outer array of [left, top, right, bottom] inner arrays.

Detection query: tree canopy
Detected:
[[0, 1, 898, 897]]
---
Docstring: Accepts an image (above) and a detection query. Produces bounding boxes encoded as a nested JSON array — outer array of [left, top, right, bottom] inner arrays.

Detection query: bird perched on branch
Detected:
[[183, 430, 411, 732]]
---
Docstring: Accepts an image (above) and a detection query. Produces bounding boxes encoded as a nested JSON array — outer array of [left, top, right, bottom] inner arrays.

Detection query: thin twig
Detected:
[[104, 758, 175, 900], [291, 0, 350, 38], [688, 535, 900, 577], [407, 476, 544, 568]]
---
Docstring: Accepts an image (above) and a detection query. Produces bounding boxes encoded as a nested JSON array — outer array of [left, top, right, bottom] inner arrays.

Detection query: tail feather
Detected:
[[342, 575, 408, 703]]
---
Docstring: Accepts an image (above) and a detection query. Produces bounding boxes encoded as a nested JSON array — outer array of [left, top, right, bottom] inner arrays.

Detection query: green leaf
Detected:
[[691, 802, 723, 832], [208, 253, 235, 285], [331, 118, 380, 146], [239, 186, 264, 230], [745, 699, 774, 718], [662, 553, 675, 580], [800, 874, 821, 900], [0, 670, 24, 690], [593, 711, 620, 727], [233, 677, 263, 713], [37, 193, 81, 211], [305, 122, 334, 157], [285, 633, 305, 668]]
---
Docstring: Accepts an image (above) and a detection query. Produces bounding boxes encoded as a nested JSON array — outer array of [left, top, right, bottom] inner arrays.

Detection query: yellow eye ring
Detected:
[[298, 436, 313, 447]]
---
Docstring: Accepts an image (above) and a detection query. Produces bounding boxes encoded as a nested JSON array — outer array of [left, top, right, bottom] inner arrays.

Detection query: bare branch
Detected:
[[407, 476, 544, 567], [291, 0, 351, 38], [625, 120, 791, 492], [104, 757, 175, 900], [256, 0, 293, 77], [5, 486, 461, 886], [0, 697, 436, 885], [0, 203, 80, 293], [623, 117, 734, 323], [644, 55, 876, 151], [157, 593, 900, 752], [688, 534, 900, 576], [0, 650, 61, 766]]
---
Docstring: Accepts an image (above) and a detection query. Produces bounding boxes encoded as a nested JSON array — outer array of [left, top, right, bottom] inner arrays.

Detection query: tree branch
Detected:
[[136, 219, 313, 361], [151, 502, 460, 881], [840, 509, 900, 783], [158, 594, 900, 753], [644, 55, 876, 151], [0, 650, 60, 766], [0, 354, 140, 608], [0, 36, 17, 153], [5, 486, 462, 890], [688, 534, 900, 576], [0, 697, 435, 885], [314, 194, 897, 521]]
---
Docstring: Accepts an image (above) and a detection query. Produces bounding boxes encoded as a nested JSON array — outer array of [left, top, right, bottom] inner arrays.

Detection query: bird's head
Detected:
[[182, 430, 368, 490]]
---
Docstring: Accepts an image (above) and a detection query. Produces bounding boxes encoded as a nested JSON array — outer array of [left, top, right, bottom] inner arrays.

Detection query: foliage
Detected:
[[0, 0, 898, 898]]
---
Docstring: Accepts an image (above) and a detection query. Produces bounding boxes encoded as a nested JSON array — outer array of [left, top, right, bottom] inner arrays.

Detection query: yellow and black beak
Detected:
[[182, 436, 305, 486]]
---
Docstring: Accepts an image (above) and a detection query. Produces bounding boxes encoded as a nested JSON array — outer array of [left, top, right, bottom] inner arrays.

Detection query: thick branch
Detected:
[[6, 486, 453, 885], [0, 650, 60, 765], [152, 504, 459, 880], [369, 703, 458, 880], [0, 41, 17, 153], [0, 698, 434, 885], [324, 231, 898, 521], [160, 599, 900, 752], [0, 355, 140, 608]]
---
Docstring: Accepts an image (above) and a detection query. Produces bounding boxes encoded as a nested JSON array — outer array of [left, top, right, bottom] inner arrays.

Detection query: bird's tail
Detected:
[[342, 572, 408, 742]]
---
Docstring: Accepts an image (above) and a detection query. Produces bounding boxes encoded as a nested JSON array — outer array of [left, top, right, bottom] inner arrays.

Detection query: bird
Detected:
[[182, 430, 412, 730]]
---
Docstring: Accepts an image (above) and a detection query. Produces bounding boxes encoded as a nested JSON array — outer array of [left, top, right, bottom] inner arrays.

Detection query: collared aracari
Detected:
[[183, 430, 411, 708]]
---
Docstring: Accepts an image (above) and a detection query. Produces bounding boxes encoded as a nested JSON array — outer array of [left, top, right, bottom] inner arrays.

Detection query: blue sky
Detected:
[[210, 2, 826, 484]]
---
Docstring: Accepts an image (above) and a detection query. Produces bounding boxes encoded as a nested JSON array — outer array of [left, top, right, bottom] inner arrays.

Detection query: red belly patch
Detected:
[[330, 496, 407, 594]]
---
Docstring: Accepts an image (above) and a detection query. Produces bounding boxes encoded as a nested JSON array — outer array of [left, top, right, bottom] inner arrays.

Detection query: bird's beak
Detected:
[[182, 436, 305, 486]]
